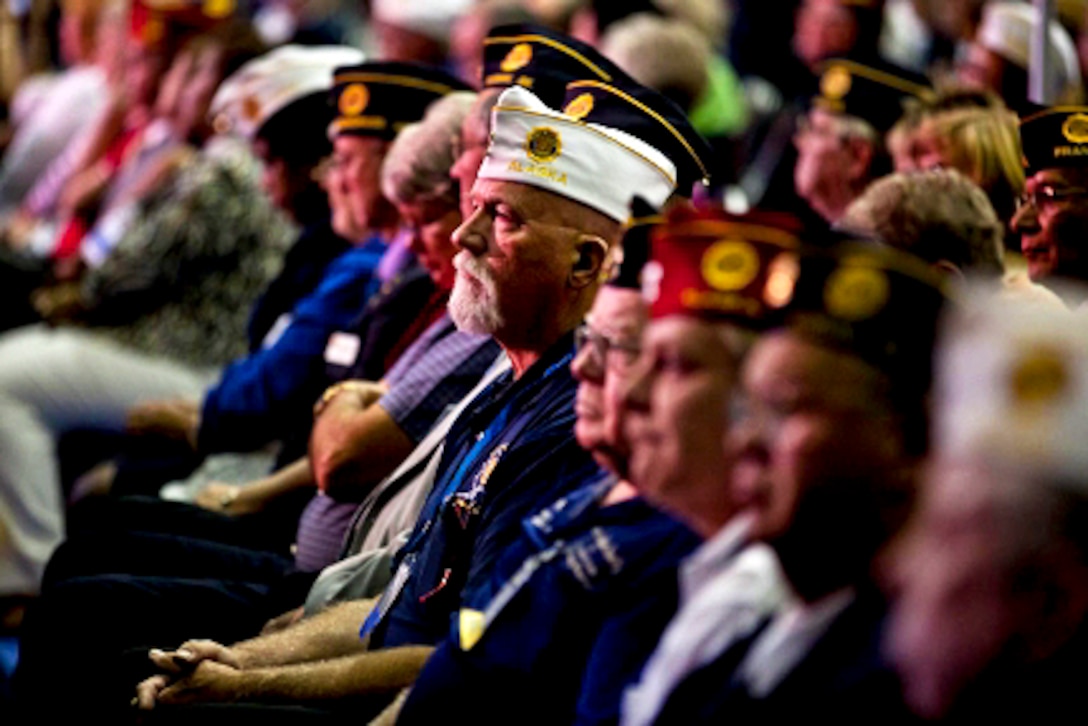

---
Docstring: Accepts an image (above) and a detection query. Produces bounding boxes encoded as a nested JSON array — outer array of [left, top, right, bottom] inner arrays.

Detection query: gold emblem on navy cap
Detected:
[[820, 65, 853, 101], [1062, 113, 1088, 145], [1010, 348, 1069, 407], [525, 127, 562, 163], [824, 261, 890, 321], [564, 92, 595, 120], [701, 240, 760, 292], [501, 43, 534, 73], [339, 83, 369, 117]]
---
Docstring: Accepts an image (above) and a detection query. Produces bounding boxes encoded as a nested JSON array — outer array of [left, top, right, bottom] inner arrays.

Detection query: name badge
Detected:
[[324, 332, 361, 367]]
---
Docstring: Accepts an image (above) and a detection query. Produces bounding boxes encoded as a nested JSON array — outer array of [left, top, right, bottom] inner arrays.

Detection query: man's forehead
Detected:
[[471, 178, 553, 215], [587, 288, 645, 337], [745, 329, 876, 398]]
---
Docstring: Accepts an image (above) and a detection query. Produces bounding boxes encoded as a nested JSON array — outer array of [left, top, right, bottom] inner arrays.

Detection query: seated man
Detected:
[[652, 242, 947, 721], [1011, 106, 1088, 305], [119, 81, 677, 720], [887, 288, 1088, 720], [396, 203, 700, 726], [794, 58, 929, 226]]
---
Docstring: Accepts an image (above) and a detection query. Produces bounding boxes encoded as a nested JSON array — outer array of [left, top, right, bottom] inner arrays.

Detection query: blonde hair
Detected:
[[923, 106, 1024, 223]]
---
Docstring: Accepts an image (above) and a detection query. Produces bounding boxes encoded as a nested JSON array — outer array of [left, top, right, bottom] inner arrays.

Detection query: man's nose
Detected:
[[452, 207, 489, 256]]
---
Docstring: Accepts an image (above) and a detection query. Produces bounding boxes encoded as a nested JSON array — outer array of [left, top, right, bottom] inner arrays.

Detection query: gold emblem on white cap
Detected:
[[1010, 348, 1068, 406], [564, 93, 595, 121], [702, 240, 759, 292], [501, 43, 533, 73], [525, 126, 561, 163], [241, 95, 261, 122], [821, 65, 853, 101], [1061, 113, 1088, 144], [339, 83, 369, 117], [824, 262, 889, 321]]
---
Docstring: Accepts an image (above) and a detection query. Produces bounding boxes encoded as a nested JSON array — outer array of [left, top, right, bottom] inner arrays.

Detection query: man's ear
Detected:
[[931, 259, 965, 280], [569, 234, 610, 289], [846, 137, 875, 181]]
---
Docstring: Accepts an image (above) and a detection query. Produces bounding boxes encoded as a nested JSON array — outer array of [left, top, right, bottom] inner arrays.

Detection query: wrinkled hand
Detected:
[[152, 661, 245, 708], [134, 640, 244, 710], [127, 399, 201, 448], [134, 673, 170, 710], [313, 380, 387, 418], [148, 639, 242, 674]]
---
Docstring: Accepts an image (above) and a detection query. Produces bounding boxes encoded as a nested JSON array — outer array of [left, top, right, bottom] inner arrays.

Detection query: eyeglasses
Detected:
[[1015, 185, 1088, 213], [574, 324, 642, 370]]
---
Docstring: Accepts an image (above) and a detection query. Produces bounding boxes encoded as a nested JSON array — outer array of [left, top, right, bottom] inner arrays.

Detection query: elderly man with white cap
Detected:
[[132, 83, 679, 721], [887, 286, 1088, 721]]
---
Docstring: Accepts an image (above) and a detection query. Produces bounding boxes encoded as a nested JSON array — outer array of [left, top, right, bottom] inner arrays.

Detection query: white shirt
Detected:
[[621, 515, 791, 726], [736, 586, 856, 697]]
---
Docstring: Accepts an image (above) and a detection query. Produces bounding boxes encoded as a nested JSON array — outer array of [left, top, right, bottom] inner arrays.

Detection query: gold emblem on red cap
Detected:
[[339, 83, 369, 117], [701, 240, 760, 292], [526, 126, 561, 163], [202, 0, 234, 18], [501, 43, 533, 73], [1061, 114, 1088, 145], [564, 93, 595, 121], [1010, 348, 1068, 406], [824, 263, 889, 321], [820, 66, 852, 101]]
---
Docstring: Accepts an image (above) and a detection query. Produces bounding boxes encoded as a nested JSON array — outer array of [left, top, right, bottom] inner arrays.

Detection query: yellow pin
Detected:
[[459, 609, 486, 651]]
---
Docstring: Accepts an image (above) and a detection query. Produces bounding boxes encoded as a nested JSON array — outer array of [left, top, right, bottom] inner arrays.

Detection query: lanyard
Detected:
[[360, 348, 573, 639]]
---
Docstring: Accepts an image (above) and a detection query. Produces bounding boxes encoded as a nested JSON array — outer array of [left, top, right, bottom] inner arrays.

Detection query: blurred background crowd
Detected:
[[0, 0, 1087, 723]]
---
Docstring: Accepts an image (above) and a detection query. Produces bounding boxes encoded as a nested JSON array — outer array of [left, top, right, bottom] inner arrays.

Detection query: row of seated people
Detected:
[[2, 12, 1088, 726]]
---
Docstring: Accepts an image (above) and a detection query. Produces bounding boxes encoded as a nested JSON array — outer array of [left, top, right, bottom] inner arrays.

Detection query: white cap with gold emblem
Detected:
[[210, 45, 365, 140], [477, 85, 677, 223], [935, 281, 1088, 481]]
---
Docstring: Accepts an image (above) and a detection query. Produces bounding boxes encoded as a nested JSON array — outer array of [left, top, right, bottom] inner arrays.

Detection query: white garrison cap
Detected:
[[976, 1, 1082, 101], [478, 85, 677, 223], [935, 280, 1088, 484], [211, 45, 365, 139], [370, 0, 471, 43]]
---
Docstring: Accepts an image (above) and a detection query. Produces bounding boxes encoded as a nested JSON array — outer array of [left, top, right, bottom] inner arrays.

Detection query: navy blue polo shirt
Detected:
[[367, 333, 602, 650], [397, 476, 700, 726]]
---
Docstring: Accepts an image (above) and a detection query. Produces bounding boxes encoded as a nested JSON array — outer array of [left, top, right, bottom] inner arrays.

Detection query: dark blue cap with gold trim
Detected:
[[775, 243, 947, 380], [560, 78, 714, 195], [481, 23, 628, 107], [1020, 106, 1088, 175], [609, 197, 660, 290], [812, 58, 931, 133], [329, 62, 472, 140]]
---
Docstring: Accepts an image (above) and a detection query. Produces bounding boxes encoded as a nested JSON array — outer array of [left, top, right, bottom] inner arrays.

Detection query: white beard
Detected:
[[449, 251, 504, 335]]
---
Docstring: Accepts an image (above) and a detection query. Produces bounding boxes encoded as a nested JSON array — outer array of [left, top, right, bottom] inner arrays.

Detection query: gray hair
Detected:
[[600, 13, 710, 112], [843, 169, 1005, 277], [380, 91, 477, 206]]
